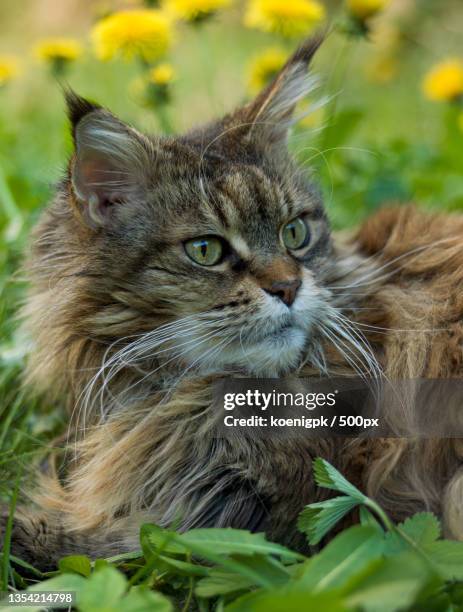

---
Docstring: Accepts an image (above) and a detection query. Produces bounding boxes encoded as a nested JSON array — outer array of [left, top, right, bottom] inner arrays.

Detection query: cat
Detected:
[[2, 35, 463, 572]]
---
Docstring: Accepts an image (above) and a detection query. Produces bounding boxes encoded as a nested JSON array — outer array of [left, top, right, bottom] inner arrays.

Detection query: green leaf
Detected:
[[194, 553, 290, 598], [229, 554, 290, 585], [343, 552, 439, 612], [94, 559, 110, 572], [297, 495, 359, 545], [424, 540, 463, 581], [140, 523, 186, 557], [58, 555, 92, 577], [156, 555, 210, 577], [385, 513, 441, 555], [295, 525, 385, 592], [225, 588, 348, 612], [166, 529, 302, 589], [78, 566, 127, 610], [176, 528, 303, 561], [27, 572, 88, 591], [141, 524, 302, 590], [16, 566, 173, 612], [104, 550, 143, 565], [401, 512, 441, 545], [119, 586, 172, 612], [196, 570, 256, 598], [312, 457, 367, 502]]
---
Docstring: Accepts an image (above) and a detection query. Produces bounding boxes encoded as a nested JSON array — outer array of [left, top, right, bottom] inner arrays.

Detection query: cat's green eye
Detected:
[[282, 217, 310, 250], [184, 236, 224, 266]]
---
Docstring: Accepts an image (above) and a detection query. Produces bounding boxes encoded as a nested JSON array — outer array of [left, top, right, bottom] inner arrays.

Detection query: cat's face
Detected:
[[65, 37, 334, 376]]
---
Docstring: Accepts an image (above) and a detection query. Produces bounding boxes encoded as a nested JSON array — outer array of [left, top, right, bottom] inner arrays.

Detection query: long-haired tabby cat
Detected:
[[2, 36, 463, 571]]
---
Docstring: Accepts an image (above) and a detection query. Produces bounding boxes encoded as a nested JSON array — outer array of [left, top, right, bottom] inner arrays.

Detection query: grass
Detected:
[[1, 0, 463, 609]]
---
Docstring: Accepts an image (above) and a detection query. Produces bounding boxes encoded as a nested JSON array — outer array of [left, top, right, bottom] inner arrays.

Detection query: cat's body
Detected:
[[2, 37, 463, 570]]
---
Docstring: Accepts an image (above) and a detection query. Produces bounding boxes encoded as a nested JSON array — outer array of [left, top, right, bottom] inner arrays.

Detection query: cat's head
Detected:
[[56, 36, 339, 378]]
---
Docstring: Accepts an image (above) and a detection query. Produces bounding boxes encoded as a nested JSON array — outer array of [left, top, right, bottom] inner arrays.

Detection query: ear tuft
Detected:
[[241, 33, 325, 147], [287, 33, 325, 69], [64, 89, 102, 132]]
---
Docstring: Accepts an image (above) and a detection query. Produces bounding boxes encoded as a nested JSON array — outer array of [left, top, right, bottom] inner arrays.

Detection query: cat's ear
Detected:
[[65, 90, 155, 229], [239, 35, 324, 151]]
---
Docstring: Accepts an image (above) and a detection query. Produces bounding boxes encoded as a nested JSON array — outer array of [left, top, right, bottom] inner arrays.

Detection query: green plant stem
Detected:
[[154, 104, 174, 135], [181, 553, 194, 612], [127, 555, 166, 587], [137, 56, 175, 135], [364, 499, 395, 532]]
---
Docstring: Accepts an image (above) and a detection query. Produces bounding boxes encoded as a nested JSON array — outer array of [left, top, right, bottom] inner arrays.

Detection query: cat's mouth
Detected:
[[179, 316, 311, 376], [223, 322, 308, 376], [268, 320, 295, 335], [240, 318, 302, 344]]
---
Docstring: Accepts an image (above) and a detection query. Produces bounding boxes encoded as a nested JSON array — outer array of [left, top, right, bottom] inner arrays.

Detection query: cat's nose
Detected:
[[263, 280, 301, 307]]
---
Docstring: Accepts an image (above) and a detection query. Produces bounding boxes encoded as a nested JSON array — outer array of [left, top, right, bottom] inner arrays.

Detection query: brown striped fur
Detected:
[[2, 37, 463, 570]]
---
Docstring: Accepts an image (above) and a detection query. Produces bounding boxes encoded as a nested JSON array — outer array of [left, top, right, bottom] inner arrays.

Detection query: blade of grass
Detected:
[[0, 163, 22, 242], [1, 467, 22, 590], [0, 382, 24, 451]]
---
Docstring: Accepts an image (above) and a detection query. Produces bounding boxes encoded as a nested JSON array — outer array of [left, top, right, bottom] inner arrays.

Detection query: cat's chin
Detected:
[[201, 327, 308, 377]]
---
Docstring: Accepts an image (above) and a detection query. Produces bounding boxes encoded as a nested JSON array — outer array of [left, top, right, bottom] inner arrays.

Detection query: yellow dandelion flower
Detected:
[[346, 0, 388, 20], [244, 0, 325, 38], [423, 58, 463, 102], [248, 47, 288, 93], [34, 38, 83, 62], [0, 55, 20, 87], [92, 10, 173, 63], [148, 62, 175, 85], [164, 0, 230, 22], [131, 69, 173, 110]]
